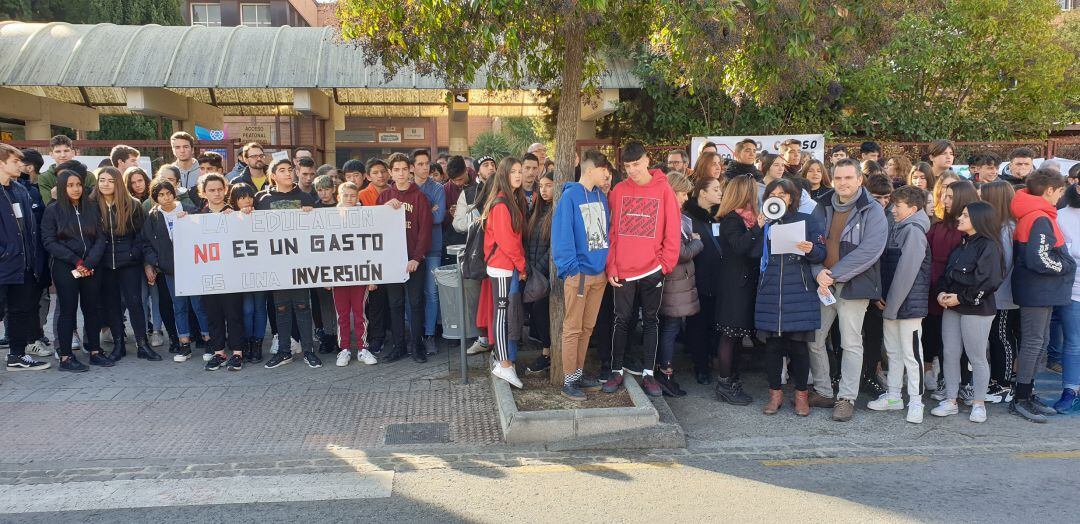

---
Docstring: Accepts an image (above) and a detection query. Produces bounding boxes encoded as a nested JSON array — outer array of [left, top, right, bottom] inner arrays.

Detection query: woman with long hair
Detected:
[[925, 180, 980, 394], [483, 157, 529, 388], [908, 162, 936, 215], [227, 183, 267, 363], [42, 169, 113, 371], [92, 167, 159, 362], [525, 172, 555, 374], [684, 176, 724, 384], [124, 165, 168, 348], [799, 159, 832, 201], [712, 175, 763, 405], [690, 151, 723, 182], [655, 172, 702, 396], [931, 201, 1004, 423], [755, 178, 826, 416], [885, 156, 913, 186], [980, 181, 1020, 403], [124, 166, 152, 204]]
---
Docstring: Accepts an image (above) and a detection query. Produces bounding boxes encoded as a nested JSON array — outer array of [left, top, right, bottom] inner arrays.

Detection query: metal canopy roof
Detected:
[[0, 22, 638, 117]]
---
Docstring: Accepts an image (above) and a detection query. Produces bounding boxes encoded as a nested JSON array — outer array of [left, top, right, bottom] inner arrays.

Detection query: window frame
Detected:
[[240, 3, 273, 27], [190, 3, 222, 27]]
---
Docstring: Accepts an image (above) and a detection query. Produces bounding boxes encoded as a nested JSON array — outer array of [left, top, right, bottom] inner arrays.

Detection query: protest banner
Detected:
[[172, 206, 409, 296], [690, 134, 825, 167]]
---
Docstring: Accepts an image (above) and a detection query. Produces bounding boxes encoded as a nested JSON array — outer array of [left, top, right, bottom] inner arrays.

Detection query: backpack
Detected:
[[459, 196, 505, 280]]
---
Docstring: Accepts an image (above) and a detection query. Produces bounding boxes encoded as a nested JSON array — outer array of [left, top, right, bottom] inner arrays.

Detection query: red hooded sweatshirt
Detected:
[[484, 192, 527, 274], [605, 169, 681, 280], [377, 182, 432, 263]]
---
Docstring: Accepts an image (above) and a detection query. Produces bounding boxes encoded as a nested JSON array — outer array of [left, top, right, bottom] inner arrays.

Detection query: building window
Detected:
[[241, 3, 273, 27], [191, 3, 221, 27]]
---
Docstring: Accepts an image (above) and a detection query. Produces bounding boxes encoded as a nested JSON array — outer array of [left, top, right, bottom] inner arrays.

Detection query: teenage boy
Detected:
[[342, 159, 365, 188], [0, 144, 51, 372], [170, 132, 201, 189], [38, 135, 94, 204], [198, 152, 225, 176], [110, 145, 141, 172], [829, 144, 849, 165], [601, 141, 681, 397], [553, 150, 611, 400], [869, 185, 931, 423], [521, 153, 540, 208], [722, 138, 762, 180], [860, 141, 882, 163], [476, 156, 497, 183], [359, 158, 390, 206], [781, 139, 803, 176], [13, 149, 50, 357], [969, 152, 1001, 183], [411, 149, 446, 355], [237, 143, 270, 192], [296, 157, 319, 197], [1009, 169, 1076, 422], [377, 153, 433, 363], [809, 158, 889, 422], [442, 155, 470, 259], [1000, 147, 1036, 187], [253, 158, 321, 370]]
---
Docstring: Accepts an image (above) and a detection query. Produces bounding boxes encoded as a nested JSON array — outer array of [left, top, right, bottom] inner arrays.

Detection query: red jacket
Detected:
[[377, 182, 432, 263], [926, 220, 964, 316], [605, 170, 681, 280], [484, 193, 527, 274]]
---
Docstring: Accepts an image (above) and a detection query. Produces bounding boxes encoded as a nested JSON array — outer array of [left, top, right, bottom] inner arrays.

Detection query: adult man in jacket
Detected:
[[809, 158, 889, 421]]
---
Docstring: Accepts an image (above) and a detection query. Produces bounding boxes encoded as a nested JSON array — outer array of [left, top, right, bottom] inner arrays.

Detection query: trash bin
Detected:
[[435, 264, 482, 340]]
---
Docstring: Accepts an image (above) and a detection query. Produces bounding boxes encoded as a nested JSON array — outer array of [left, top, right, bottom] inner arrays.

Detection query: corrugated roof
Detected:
[[0, 21, 639, 90]]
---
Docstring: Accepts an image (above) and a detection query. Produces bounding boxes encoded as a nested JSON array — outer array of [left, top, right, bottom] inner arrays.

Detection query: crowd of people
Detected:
[[1, 133, 1079, 425]]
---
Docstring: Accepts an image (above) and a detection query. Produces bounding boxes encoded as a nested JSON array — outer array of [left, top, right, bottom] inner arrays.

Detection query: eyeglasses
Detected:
[[247, 153, 266, 159]]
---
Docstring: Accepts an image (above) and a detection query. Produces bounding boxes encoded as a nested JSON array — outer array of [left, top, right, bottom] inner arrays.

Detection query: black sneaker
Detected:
[[560, 384, 586, 401], [264, 352, 293, 369], [226, 354, 244, 371], [58, 357, 88, 373], [368, 340, 384, 355], [576, 376, 602, 392], [204, 354, 227, 371], [695, 370, 712, 385], [168, 341, 181, 354], [423, 335, 439, 355], [6, 353, 51, 371], [1009, 399, 1049, 423], [597, 368, 614, 382], [715, 377, 753, 406], [985, 381, 1010, 404], [1028, 394, 1059, 416], [526, 355, 551, 374], [172, 344, 193, 362], [88, 352, 115, 367], [318, 333, 337, 354], [862, 374, 887, 397], [304, 352, 323, 368]]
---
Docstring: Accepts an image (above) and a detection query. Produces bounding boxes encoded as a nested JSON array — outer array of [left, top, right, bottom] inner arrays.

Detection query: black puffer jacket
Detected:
[[723, 161, 762, 181], [141, 206, 179, 276], [99, 197, 148, 270], [937, 234, 1004, 317], [683, 199, 723, 298], [41, 202, 105, 270]]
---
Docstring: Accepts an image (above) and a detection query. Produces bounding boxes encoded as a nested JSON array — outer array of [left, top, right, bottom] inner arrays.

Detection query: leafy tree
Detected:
[[0, 0, 31, 20], [469, 131, 514, 160], [846, 0, 1070, 140], [501, 117, 545, 157], [87, 115, 168, 141]]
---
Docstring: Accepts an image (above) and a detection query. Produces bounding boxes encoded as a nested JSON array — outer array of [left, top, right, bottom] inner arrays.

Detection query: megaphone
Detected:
[[762, 196, 787, 220]]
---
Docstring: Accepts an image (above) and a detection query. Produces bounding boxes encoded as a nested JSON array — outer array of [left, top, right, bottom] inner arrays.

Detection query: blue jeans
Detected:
[[1059, 300, 1080, 390], [141, 279, 162, 331], [1048, 305, 1064, 367], [423, 253, 441, 336], [164, 274, 208, 340], [658, 316, 682, 368], [243, 291, 268, 340]]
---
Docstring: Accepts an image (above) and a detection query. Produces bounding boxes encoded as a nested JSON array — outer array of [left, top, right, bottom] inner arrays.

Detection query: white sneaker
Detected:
[[149, 331, 164, 347], [335, 349, 351, 367], [291, 339, 302, 355], [357, 348, 378, 365], [466, 339, 491, 355], [71, 333, 82, 350], [930, 400, 959, 417], [969, 404, 987, 423], [906, 402, 924, 424], [491, 364, 523, 388], [202, 352, 213, 362], [867, 393, 904, 411], [27, 340, 52, 357]]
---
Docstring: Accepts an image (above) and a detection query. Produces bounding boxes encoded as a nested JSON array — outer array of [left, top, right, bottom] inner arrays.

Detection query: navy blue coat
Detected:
[[754, 211, 827, 335], [0, 179, 40, 285]]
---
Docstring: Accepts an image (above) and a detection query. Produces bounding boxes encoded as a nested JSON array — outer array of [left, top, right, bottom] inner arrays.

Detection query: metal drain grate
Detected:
[[384, 422, 451, 445]]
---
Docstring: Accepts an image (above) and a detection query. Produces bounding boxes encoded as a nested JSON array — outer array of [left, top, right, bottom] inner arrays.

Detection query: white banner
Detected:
[[690, 134, 826, 167], [173, 206, 409, 296]]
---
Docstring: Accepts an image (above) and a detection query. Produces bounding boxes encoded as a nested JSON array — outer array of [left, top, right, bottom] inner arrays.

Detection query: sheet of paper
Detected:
[[769, 221, 805, 255]]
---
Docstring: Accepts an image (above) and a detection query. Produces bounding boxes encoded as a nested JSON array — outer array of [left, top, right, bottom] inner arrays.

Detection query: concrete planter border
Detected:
[[491, 374, 660, 445]]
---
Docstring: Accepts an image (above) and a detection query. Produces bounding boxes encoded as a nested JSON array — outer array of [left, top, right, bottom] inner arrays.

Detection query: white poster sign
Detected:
[[42, 156, 152, 174], [690, 134, 826, 167], [172, 206, 409, 296]]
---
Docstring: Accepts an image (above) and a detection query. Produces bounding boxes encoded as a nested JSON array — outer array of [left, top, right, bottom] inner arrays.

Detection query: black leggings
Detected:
[[529, 295, 551, 348], [99, 265, 148, 344], [53, 261, 102, 357], [686, 297, 718, 375], [989, 308, 1019, 384], [203, 292, 246, 353], [921, 313, 943, 364], [765, 336, 810, 391]]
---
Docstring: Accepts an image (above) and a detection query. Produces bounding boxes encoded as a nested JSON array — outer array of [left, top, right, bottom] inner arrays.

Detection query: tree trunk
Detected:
[[548, 12, 586, 386]]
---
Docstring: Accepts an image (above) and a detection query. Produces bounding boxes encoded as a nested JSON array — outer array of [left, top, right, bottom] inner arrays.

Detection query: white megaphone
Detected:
[[762, 196, 787, 220]]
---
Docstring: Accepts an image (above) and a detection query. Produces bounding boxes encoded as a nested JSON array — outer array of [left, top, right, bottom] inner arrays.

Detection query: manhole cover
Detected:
[[384, 422, 451, 445]]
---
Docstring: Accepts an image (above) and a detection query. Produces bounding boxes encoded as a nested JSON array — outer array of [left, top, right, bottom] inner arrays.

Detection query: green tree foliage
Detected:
[[501, 117, 545, 157], [19, 0, 181, 24], [0, 0, 31, 19], [848, 0, 1069, 140], [469, 131, 513, 161], [87, 115, 167, 141]]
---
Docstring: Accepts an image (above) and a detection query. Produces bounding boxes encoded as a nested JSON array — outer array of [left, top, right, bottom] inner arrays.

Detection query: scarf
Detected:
[[735, 206, 756, 228], [830, 187, 860, 214]]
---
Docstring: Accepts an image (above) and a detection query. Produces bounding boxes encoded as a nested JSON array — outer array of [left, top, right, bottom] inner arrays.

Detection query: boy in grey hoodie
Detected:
[[868, 186, 931, 423]]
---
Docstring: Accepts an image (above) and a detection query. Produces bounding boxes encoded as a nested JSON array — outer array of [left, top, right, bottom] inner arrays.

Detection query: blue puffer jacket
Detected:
[[755, 211, 827, 335]]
